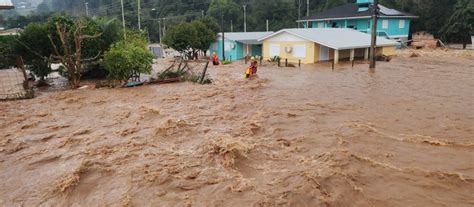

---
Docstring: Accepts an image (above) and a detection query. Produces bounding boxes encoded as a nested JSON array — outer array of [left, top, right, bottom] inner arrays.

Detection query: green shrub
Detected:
[[101, 39, 154, 84], [222, 59, 231, 65]]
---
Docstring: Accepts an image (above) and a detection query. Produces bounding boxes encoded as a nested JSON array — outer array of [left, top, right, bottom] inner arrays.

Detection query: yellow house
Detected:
[[259, 28, 397, 64]]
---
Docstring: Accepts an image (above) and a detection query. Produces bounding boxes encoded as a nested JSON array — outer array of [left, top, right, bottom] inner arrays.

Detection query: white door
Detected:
[[319, 46, 329, 61], [269, 44, 280, 57]]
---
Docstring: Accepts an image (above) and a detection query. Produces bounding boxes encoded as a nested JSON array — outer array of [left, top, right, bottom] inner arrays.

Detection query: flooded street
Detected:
[[1, 51, 473, 206]]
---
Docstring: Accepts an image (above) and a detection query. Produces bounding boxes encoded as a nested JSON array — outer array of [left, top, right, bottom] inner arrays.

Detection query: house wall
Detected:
[[251, 45, 263, 57], [209, 39, 246, 60], [262, 32, 315, 64], [306, 18, 411, 40]]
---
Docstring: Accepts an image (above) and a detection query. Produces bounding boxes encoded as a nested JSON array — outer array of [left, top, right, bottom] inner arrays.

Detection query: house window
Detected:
[[318, 22, 324, 28], [399, 20, 405, 29], [293, 45, 306, 58], [269, 44, 280, 57], [382, 20, 389, 29]]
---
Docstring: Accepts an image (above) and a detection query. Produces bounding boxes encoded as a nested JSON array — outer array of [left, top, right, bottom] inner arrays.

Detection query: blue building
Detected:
[[209, 32, 273, 61], [297, 0, 417, 41]]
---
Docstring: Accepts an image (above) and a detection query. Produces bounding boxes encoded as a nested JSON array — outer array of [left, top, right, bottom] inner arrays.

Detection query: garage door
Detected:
[[269, 44, 280, 57], [319, 46, 329, 61]]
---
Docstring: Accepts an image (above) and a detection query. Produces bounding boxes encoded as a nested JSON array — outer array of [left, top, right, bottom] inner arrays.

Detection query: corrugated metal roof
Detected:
[[0, 0, 14, 9], [218, 32, 273, 44], [259, 28, 397, 50]]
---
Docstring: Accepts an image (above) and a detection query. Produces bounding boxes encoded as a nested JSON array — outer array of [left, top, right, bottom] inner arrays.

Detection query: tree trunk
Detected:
[[463, 42, 467, 49]]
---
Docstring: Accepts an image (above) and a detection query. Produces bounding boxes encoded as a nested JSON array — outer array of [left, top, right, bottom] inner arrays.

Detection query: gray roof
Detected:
[[259, 28, 397, 50], [0, 0, 14, 9], [218, 32, 273, 45]]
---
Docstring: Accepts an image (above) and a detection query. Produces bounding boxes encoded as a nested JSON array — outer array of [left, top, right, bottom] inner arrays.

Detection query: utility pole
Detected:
[[266, 20, 269, 32], [221, 14, 225, 60], [137, 0, 141, 30], [231, 20, 233, 32], [164, 19, 167, 34], [158, 19, 165, 58], [85, 2, 89, 16], [201, 10, 204, 18], [298, 0, 302, 28], [243, 4, 247, 32], [307, 0, 310, 16], [369, 0, 379, 69], [121, 0, 126, 39]]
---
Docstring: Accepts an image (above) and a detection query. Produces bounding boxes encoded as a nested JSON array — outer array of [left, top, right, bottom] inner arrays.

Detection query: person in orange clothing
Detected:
[[211, 52, 219, 65]]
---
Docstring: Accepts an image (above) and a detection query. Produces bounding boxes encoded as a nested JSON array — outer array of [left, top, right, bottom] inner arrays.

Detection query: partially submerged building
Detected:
[[209, 32, 273, 60], [259, 28, 397, 64], [297, 0, 417, 41]]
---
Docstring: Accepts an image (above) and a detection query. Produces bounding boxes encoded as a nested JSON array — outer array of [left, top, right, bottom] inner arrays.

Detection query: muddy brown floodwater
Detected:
[[1, 50, 473, 206]]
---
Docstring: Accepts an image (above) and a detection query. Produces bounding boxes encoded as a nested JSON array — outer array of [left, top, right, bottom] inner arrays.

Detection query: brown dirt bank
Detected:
[[1, 52, 473, 206]]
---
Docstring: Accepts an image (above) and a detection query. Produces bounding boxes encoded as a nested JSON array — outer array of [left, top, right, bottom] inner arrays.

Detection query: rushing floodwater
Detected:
[[0, 54, 473, 206]]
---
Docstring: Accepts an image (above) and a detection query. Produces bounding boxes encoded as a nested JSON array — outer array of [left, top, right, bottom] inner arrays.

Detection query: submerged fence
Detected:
[[0, 56, 33, 101]]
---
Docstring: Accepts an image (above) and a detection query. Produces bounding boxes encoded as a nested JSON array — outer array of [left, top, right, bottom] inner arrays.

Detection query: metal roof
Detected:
[[0, 0, 14, 9], [218, 32, 274, 45], [298, 3, 417, 22], [259, 28, 397, 50]]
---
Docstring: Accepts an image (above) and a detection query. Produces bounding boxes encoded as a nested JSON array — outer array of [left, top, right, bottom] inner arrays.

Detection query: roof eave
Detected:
[[0, 5, 14, 9]]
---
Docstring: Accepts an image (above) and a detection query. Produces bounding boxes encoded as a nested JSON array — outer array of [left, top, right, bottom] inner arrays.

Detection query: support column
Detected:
[[350, 49, 355, 61], [364, 48, 369, 60], [334, 50, 339, 64]]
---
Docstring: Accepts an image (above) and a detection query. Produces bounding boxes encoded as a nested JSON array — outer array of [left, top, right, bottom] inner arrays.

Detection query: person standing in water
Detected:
[[211, 52, 220, 65], [244, 56, 258, 79]]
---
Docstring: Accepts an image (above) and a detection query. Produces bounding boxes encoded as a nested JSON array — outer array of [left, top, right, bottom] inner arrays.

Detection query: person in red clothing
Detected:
[[211, 52, 219, 65], [244, 56, 258, 79], [250, 56, 258, 75]]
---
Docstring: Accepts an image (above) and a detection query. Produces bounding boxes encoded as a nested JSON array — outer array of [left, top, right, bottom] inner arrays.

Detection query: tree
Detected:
[[48, 17, 101, 89], [207, 0, 242, 31], [15, 22, 53, 82], [191, 19, 218, 56], [101, 31, 154, 85], [440, 0, 474, 49], [163, 18, 217, 59], [163, 22, 198, 58], [324, 0, 348, 10]]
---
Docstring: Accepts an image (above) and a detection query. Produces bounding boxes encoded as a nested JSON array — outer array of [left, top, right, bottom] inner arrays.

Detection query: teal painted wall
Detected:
[[251, 45, 263, 56], [356, 0, 373, 3], [209, 39, 243, 60], [304, 18, 411, 38]]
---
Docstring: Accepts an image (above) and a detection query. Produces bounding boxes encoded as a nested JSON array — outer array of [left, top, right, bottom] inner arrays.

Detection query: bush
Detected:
[[101, 33, 154, 85], [222, 59, 231, 65]]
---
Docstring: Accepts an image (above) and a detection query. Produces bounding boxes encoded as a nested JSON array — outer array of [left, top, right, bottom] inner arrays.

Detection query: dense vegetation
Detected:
[[1, 0, 473, 42]]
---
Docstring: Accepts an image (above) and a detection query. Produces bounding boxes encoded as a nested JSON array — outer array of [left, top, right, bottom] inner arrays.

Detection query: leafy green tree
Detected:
[[163, 18, 217, 58], [163, 22, 197, 58], [440, 0, 474, 49], [207, 0, 242, 31], [190, 19, 218, 56], [101, 31, 154, 84], [199, 16, 221, 34], [324, 0, 348, 10], [15, 22, 53, 82]]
